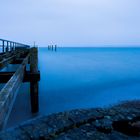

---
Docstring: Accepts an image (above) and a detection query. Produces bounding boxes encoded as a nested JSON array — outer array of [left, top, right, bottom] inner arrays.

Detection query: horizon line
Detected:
[[37, 45, 140, 48]]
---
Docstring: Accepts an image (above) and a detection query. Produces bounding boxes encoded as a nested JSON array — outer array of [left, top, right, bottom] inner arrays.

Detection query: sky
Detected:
[[0, 0, 140, 47]]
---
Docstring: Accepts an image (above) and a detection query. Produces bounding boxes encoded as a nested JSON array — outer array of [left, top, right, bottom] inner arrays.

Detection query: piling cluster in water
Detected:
[[48, 45, 57, 51]]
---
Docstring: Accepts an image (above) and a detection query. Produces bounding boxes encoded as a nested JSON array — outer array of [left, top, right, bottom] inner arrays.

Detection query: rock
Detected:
[[0, 101, 140, 139], [131, 121, 140, 128]]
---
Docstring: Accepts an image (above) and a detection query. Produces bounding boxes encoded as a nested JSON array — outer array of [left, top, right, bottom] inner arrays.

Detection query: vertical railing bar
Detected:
[[6, 41, 8, 52], [0, 39, 30, 53], [2, 40, 4, 53]]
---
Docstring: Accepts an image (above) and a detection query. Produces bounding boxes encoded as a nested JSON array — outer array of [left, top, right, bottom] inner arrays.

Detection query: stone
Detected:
[[0, 101, 140, 139]]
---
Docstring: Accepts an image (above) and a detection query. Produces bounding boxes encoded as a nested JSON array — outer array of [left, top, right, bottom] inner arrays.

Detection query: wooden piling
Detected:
[[48, 45, 49, 50], [55, 45, 57, 51], [30, 47, 39, 113]]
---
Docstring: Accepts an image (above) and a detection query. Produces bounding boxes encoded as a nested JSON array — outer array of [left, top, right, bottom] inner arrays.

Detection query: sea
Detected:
[[1, 47, 140, 128]]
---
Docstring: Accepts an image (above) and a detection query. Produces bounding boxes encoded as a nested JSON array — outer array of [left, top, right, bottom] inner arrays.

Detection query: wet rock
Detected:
[[94, 118, 112, 134], [131, 121, 140, 129], [0, 101, 140, 139]]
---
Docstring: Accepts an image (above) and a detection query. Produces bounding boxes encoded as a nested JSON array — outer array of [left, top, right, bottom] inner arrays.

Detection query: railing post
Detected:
[[11, 42, 13, 51], [15, 43, 16, 50], [10, 42, 12, 51], [6, 42, 8, 52], [13, 43, 15, 51], [14, 43, 17, 50], [30, 47, 39, 113], [2, 41, 4, 53]]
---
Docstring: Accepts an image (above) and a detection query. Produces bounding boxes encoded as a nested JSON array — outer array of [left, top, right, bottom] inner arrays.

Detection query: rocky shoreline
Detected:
[[0, 101, 140, 140]]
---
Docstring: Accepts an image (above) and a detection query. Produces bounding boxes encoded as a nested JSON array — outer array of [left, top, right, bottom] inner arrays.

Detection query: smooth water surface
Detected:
[[6, 47, 140, 127], [38, 47, 140, 112]]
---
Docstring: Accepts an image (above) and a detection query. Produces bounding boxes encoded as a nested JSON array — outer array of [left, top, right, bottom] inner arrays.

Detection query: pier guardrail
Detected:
[[0, 38, 30, 53], [0, 39, 40, 130]]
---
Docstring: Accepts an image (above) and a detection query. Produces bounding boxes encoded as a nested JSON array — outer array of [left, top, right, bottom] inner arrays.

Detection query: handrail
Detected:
[[0, 38, 30, 53]]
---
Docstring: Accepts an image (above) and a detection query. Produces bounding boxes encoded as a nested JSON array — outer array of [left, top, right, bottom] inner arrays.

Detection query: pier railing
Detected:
[[0, 39, 30, 53], [0, 39, 40, 130]]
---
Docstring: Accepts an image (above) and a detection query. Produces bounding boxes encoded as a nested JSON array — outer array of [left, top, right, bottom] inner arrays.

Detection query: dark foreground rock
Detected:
[[0, 101, 140, 140]]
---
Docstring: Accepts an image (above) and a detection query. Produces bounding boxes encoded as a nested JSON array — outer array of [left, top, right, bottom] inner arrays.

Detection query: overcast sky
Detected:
[[0, 0, 140, 47]]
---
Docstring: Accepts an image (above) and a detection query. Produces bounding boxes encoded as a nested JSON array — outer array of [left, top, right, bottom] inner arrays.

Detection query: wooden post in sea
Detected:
[[55, 45, 57, 51], [30, 47, 39, 113], [48, 45, 50, 50]]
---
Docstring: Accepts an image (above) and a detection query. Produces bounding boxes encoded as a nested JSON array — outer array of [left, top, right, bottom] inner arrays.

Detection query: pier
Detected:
[[0, 39, 40, 130]]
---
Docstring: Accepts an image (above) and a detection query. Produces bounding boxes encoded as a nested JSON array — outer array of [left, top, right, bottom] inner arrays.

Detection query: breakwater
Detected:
[[0, 101, 140, 139]]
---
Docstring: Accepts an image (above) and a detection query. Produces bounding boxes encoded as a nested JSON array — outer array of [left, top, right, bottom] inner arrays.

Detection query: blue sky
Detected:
[[0, 0, 140, 47]]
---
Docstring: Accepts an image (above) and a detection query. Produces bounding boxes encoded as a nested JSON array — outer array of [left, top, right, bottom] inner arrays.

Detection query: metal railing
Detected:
[[0, 39, 30, 53]]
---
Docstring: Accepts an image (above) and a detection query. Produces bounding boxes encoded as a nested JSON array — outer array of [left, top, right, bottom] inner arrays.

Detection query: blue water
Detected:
[[5, 47, 140, 127]]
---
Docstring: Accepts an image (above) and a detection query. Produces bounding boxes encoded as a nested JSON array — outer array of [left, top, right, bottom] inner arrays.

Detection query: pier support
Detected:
[[30, 47, 39, 113], [55, 45, 57, 51]]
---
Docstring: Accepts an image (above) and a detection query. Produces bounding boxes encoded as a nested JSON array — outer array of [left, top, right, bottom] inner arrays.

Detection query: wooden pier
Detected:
[[0, 39, 40, 130]]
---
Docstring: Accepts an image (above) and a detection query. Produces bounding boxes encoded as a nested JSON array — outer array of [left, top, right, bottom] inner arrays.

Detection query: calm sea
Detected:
[[4, 47, 140, 128]]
